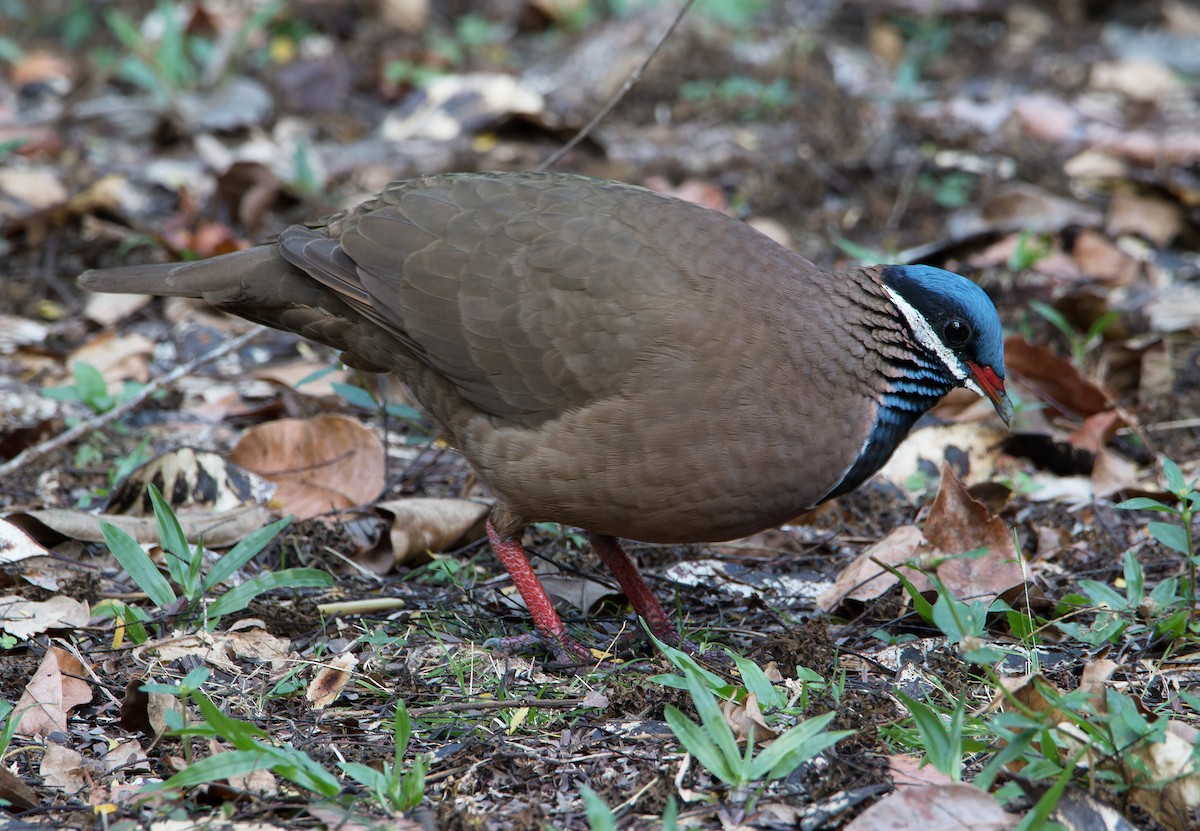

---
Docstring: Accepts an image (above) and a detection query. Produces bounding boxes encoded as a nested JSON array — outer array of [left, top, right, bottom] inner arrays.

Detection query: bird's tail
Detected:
[[78, 246, 280, 302]]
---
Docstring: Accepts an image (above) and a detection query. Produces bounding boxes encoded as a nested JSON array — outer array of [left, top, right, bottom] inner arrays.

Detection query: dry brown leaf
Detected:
[[39, 744, 85, 794], [1078, 659, 1118, 705], [231, 415, 385, 519], [227, 626, 295, 674], [643, 176, 731, 213], [1090, 127, 1200, 166], [11, 504, 275, 547], [844, 782, 1017, 830], [1004, 336, 1112, 419], [1071, 229, 1139, 285], [252, 361, 351, 397], [0, 517, 52, 563], [375, 497, 489, 570], [912, 464, 1023, 601], [135, 630, 238, 675], [1106, 191, 1183, 247], [887, 753, 956, 789], [307, 653, 358, 710], [1128, 720, 1200, 831], [1068, 410, 1124, 455], [0, 595, 89, 640], [1091, 449, 1142, 500], [15, 646, 94, 738], [993, 674, 1064, 720], [67, 331, 154, 384], [816, 525, 925, 611], [722, 693, 777, 745]]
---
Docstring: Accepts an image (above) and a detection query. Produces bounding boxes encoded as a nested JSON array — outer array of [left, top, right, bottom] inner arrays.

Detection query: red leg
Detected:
[[588, 533, 685, 647], [486, 520, 594, 664]]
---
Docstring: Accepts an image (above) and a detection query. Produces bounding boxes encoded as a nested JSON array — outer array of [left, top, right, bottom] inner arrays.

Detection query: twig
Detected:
[[536, 0, 697, 172], [408, 695, 589, 717], [0, 324, 265, 480]]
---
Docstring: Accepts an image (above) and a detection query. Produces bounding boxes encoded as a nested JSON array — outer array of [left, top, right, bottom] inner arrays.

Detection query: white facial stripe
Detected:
[[882, 284, 970, 383]]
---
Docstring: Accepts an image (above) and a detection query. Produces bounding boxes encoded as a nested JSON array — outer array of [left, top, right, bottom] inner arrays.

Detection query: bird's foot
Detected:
[[484, 629, 601, 666]]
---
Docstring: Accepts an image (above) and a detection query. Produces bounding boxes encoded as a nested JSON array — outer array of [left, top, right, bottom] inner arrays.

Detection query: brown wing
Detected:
[[279, 173, 728, 426]]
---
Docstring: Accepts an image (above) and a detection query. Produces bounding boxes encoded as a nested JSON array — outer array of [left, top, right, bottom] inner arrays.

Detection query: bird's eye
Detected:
[[942, 318, 972, 347]]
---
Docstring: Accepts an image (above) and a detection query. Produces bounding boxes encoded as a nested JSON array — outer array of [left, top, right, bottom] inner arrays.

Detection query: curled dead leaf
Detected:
[[374, 498, 489, 571]]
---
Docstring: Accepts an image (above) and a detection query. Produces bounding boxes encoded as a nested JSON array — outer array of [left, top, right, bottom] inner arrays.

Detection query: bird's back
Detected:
[[83, 172, 889, 541]]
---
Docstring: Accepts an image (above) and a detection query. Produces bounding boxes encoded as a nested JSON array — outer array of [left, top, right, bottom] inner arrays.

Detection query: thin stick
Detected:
[[0, 325, 265, 480], [409, 695, 589, 717], [536, 0, 697, 172]]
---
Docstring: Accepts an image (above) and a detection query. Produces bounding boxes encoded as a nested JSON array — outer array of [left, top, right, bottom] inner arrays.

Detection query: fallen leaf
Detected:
[[15, 646, 94, 738], [887, 753, 956, 789], [844, 782, 1017, 830], [0, 595, 89, 639], [67, 331, 154, 384], [307, 653, 358, 710], [722, 693, 777, 745], [375, 498, 489, 570], [39, 744, 85, 794], [1106, 190, 1183, 247], [232, 415, 385, 518], [912, 464, 1024, 602], [10, 504, 275, 547], [1128, 720, 1200, 831], [1090, 59, 1185, 101], [1004, 336, 1112, 419], [0, 518, 52, 564], [1071, 229, 1139, 285], [817, 525, 925, 611], [105, 448, 274, 517]]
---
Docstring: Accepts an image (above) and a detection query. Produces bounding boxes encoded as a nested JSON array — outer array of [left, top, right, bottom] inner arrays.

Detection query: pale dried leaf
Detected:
[[68, 331, 154, 384], [0, 315, 48, 353], [817, 525, 925, 611], [722, 693, 777, 745], [13, 504, 275, 546], [1091, 449, 1142, 500], [106, 448, 274, 517], [887, 753, 955, 789], [82, 292, 152, 327], [15, 646, 94, 738], [844, 783, 1017, 830], [1090, 59, 1185, 101], [0, 518, 51, 563], [377, 0, 429, 32], [227, 627, 295, 674], [1128, 720, 1200, 831], [1072, 229, 1139, 285], [376, 497, 489, 569], [1106, 191, 1183, 247], [307, 652, 358, 709], [0, 595, 89, 639], [39, 744, 85, 794]]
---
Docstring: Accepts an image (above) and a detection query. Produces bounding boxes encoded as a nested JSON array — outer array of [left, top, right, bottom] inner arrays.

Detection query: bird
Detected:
[[80, 171, 1012, 664]]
